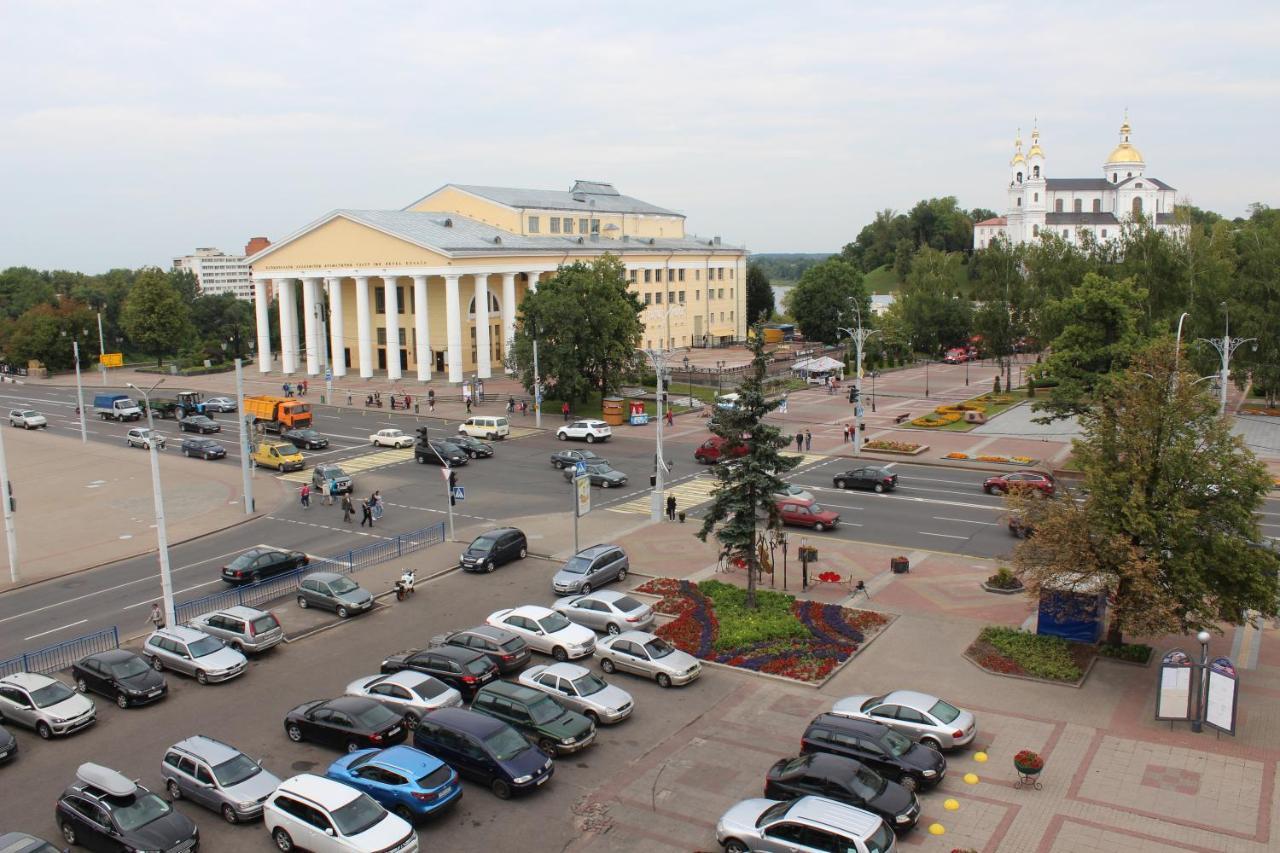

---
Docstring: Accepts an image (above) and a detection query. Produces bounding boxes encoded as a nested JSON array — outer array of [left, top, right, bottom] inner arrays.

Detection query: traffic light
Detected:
[[416, 426, 430, 443], [448, 470, 458, 505], [848, 386, 860, 403]]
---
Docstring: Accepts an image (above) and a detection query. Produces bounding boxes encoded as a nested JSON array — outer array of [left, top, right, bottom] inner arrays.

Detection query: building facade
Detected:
[[247, 181, 747, 383], [974, 117, 1182, 250], [172, 247, 255, 300]]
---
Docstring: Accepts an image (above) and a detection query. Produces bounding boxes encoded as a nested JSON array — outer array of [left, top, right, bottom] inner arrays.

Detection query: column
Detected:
[[276, 278, 298, 374], [383, 275, 402, 381], [413, 275, 431, 381], [302, 277, 320, 376], [526, 271, 539, 293], [253, 278, 272, 373], [326, 277, 346, 377], [473, 272, 492, 380], [444, 273, 463, 383], [355, 275, 374, 379], [501, 273, 516, 374]]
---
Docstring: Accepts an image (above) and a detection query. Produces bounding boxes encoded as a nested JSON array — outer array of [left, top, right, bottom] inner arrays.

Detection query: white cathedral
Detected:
[[974, 117, 1183, 249]]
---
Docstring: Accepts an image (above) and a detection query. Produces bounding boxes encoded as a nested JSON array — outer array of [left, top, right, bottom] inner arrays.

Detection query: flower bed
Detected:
[[943, 451, 1038, 465], [862, 439, 926, 455], [965, 626, 1093, 683], [633, 578, 890, 683]]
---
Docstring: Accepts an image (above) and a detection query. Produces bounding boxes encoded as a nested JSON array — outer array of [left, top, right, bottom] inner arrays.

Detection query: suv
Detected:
[[380, 646, 498, 699], [0, 672, 96, 739], [161, 735, 282, 824], [415, 439, 468, 467], [764, 752, 920, 832], [312, 464, 354, 494], [222, 546, 309, 584], [412, 708, 553, 800], [460, 527, 528, 573], [433, 625, 531, 674], [181, 436, 226, 459], [801, 713, 946, 793], [551, 544, 629, 595], [297, 572, 374, 618], [458, 416, 510, 440], [71, 649, 167, 709], [471, 681, 596, 756], [8, 409, 47, 429], [144, 626, 248, 684], [189, 605, 284, 654], [716, 795, 896, 853], [125, 426, 165, 449], [264, 773, 417, 853], [556, 419, 610, 443], [57, 763, 200, 852]]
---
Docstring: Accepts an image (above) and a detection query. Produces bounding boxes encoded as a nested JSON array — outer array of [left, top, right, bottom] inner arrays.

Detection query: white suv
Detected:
[[265, 773, 418, 853], [8, 409, 47, 429], [557, 419, 612, 444], [126, 427, 165, 449]]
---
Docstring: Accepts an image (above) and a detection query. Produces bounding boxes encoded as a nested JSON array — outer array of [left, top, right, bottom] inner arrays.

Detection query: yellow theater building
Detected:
[[247, 180, 748, 384]]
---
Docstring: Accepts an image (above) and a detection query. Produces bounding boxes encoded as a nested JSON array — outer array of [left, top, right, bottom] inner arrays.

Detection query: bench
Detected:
[[894, 413, 911, 425]]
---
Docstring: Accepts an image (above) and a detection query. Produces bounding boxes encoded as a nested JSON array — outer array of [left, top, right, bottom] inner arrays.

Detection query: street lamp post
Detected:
[[716, 360, 725, 396], [96, 311, 108, 386], [234, 359, 254, 514], [1173, 311, 1190, 394], [127, 379, 177, 627], [532, 327, 543, 429], [644, 349, 671, 523], [836, 299, 880, 456], [1198, 303, 1256, 416], [0, 425, 17, 583], [62, 329, 88, 443], [1191, 629, 1212, 733], [683, 355, 691, 407]]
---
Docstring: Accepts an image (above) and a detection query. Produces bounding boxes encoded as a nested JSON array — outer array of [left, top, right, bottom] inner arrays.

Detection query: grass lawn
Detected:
[[901, 392, 1024, 432], [863, 265, 900, 293]]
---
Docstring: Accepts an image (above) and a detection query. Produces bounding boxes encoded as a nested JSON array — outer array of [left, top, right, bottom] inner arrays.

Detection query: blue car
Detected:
[[326, 744, 461, 822], [413, 708, 553, 799]]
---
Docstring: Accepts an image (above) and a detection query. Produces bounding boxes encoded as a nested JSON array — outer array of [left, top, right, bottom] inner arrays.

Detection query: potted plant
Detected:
[[890, 556, 909, 574], [1013, 749, 1044, 789]]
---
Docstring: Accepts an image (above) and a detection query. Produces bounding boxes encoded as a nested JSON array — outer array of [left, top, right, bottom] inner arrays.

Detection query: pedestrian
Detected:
[[507, 396, 515, 415], [780, 392, 788, 414], [666, 408, 674, 427], [465, 397, 472, 414], [149, 602, 164, 630], [827, 377, 834, 395], [520, 400, 527, 416], [300, 483, 311, 509], [427, 389, 435, 413], [360, 498, 374, 527], [666, 494, 677, 521], [326, 480, 336, 505], [342, 493, 354, 523], [301, 379, 308, 395], [476, 379, 484, 401], [347, 391, 353, 406], [843, 423, 851, 443], [795, 432, 804, 451], [283, 382, 291, 397], [562, 402, 570, 422], [804, 428, 812, 451]]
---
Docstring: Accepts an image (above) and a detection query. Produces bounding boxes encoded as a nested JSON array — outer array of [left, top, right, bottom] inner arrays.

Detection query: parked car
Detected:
[[716, 795, 896, 853], [595, 631, 701, 688], [694, 435, 748, 464], [189, 605, 284, 654], [765, 752, 920, 832], [518, 663, 634, 725], [801, 713, 946, 793], [56, 763, 199, 852], [284, 697, 408, 753], [776, 497, 840, 531], [459, 527, 528, 572], [431, 626, 531, 675], [458, 415, 510, 440], [561, 461, 628, 488], [412, 708, 553, 800], [125, 426, 164, 449], [415, 439, 468, 467], [297, 571, 374, 618], [181, 436, 226, 459], [549, 448, 605, 469], [71, 649, 166, 709], [265, 773, 417, 853], [0, 725, 15, 763], [551, 544, 629, 595], [943, 348, 969, 364], [0, 672, 96, 738], [833, 466, 899, 493], [144, 626, 248, 684], [487, 606, 597, 661], [7, 409, 46, 429], [471, 680, 596, 756], [312, 463, 354, 494], [370, 428, 415, 448], [179, 414, 222, 433], [830, 691, 976, 751], [326, 745, 461, 823], [203, 396, 237, 412], [161, 734, 282, 824], [444, 435, 494, 459], [983, 470, 1056, 496], [556, 419, 612, 443], [345, 671, 463, 727], [222, 546, 309, 584], [380, 646, 499, 699], [251, 440, 303, 470], [0, 833, 58, 852], [775, 483, 815, 502], [283, 427, 329, 449], [551, 589, 655, 635]]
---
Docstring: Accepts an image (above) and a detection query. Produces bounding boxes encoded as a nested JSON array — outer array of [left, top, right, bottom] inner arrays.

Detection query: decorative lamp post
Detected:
[[683, 355, 691, 407], [127, 379, 177, 628], [1191, 629, 1212, 733]]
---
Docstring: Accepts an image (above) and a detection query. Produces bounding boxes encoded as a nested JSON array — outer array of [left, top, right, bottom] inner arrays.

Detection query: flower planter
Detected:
[[890, 556, 909, 574], [862, 443, 929, 456], [1014, 751, 1044, 789], [981, 581, 1025, 595]]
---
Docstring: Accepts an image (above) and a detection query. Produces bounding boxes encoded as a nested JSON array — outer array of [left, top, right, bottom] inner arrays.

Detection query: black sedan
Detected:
[[282, 427, 329, 450], [283, 696, 407, 753], [178, 414, 221, 434], [180, 437, 226, 460], [0, 725, 15, 763], [415, 439, 469, 467], [381, 646, 498, 699], [72, 649, 166, 709], [562, 462, 627, 488], [445, 435, 494, 459], [765, 752, 920, 832], [801, 713, 946, 793], [221, 546, 309, 584], [550, 448, 606, 469], [832, 466, 898, 493]]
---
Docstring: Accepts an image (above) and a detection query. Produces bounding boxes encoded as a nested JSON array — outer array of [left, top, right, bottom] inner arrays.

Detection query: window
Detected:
[[549, 217, 560, 234], [528, 216, 540, 233], [644, 293, 651, 305], [678, 269, 685, 281], [1135, 182, 1144, 189], [1032, 225, 1039, 236], [1127, 172, 1133, 179], [1033, 192, 1039, 202], [579, 218, 589, 233], [397, 286, 405, 313], [1112, 172, 1118, 183], [695, 290, 700, 300], [655, 292, 662, 304], [1016, 198, 1022, 207], [643, 269, 651, 283], [563, 217, 574, 234], [1093, 198, 1102, 213], [374, 289, 385, 314], [729, 310, 734, 320], [718, 267, 724, 280], [718, 288, 725, 299], [656, 269, 664, 283], [1132, 197, 1143, 216], [628, 268, 636, 281], [695, 269, 700, 280], [730, 288, 734, 299], [1054, 199, 1063, 213], [1016, 171, 1023, 183], [678, 291, 685, 303], [377, 328, 386, 345], [590, 219, 600, 234], [729, 268, 734, 279], [1074, 199, 1083, 213], [708, 287, 714, 298], [1102, 229, 1108, 238]]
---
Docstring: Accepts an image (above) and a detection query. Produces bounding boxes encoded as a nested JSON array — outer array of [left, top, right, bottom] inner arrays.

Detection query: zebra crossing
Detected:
[[605, 452, 832, 515], [278, 447, 413, 482]]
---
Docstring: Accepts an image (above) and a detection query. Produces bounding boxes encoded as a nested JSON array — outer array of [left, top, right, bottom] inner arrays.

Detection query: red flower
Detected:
[[1014, 750, 1044, 771]]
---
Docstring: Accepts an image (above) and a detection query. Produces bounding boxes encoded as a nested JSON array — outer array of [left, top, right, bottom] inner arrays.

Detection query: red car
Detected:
[[943, 348, 969, 364], [694, 435, 749, 464], [983, 470, 1055, 496], [775, 498, 840, 531]]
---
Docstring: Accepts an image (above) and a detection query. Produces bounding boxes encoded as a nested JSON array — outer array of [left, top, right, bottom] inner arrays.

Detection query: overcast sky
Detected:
[[3, 1, 1277, 272]]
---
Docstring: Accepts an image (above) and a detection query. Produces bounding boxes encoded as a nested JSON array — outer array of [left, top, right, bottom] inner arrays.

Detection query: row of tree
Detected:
[[840, 197, 996, 278]]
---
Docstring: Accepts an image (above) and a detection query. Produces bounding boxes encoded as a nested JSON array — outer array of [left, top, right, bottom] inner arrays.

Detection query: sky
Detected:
[[2, 1, 1278, 272]]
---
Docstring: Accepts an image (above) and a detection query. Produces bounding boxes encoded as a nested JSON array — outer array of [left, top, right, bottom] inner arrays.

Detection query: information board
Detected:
[[1155, 648, 1194, 721], [1204, 657, 1238, 736]]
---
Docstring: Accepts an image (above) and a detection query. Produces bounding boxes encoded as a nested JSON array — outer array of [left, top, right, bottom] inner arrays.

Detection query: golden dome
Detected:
[[1106, 142, 1144, 164], [1027, 144, 1044, 158], [1010, 152, 1026, 165]]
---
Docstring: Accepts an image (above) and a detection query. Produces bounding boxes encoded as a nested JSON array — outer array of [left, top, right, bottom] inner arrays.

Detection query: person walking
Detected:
[[794, 431, 804, 452], [666, 493, 677, 521], [427, 389, 435, 413], [299, 483, 311, 509], [282, 382, 291, 397], [666, 408, 674, 427], [843, 423, 851, 443], [507, 396, 515, 415], [342, 493, 354, 523], [562, 402, 571, 422], [465, 396, 472, 414], [476, 379, 484, 402], [326, 480, 336, 505], [149, 602, 164, 631], [779, 392, 788, 414], [804, 429, 813, 451], [360, 497, 374, 527]]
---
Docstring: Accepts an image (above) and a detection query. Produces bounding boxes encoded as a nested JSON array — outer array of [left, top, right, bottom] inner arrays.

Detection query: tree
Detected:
[[1010, 340, 1279, 644], [1231, 212, 1280, 406], [189, 293, 255, 359], [121, 267, 193, 365], [0, 301, 97, 370], [745, 263, 775, 324], [697, 329, 800, 609], [508, 255, 644, 406], [896, 247, 971, 355], [788, 257, 868, 344], [0, 267, 57, 321], [169, 268, 200, 304]]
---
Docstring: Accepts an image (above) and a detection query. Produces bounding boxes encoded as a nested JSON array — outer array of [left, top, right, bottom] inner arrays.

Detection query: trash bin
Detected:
[[602, 396, 624, 426]]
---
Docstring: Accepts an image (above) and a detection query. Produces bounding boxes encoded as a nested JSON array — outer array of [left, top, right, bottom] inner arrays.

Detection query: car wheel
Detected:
[[921, 736, 943, 751], [487, 433, 497, 441], [116, 692, 129, 709], [553, 461, 564, 468], [617, 567, 627, 582], [580, 583, 592, 595], [150, 656, 164, 672], [468, 450, 477, 459], [183, 449, 190, 457], [485, 561, 496, 573], [286, 724, 304, 742], [723, 840, 749, 853], [585, 434, 595, 443], [552, 646, 568, 662], [393, 804, 415, 824], [899, 774, 919, 793], [601, 480, 609, 488], [250, 571, 262, 584], [75, 677, 88, 692], [272, 828, 295, 852], [557, 432, 567, 440], [337, 605, 350, 619], [600, 658, 616, 673], [491, 779, 512, 799], [221, 804, 239, 824], [656, 673, 672, 689], [814, 522, 826, 532], [196, 670, 209, 685], [297, 596, 308, 609], [346, 740, 361, 753], [518, 546, 527, 559], [36, 720, 52, 739], [585, 710, 600, 725], [538, 737, 557, 754], [167, 779, 183, 800], [606, 623, 621, 636], [403, 712, 420, 730], [60, 823, 77, 846], [874, 482, 885, 493], [835, 479, 846, 489]]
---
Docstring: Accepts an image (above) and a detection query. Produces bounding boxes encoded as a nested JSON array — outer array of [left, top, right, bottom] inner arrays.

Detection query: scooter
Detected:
[[394, 569, 417, 601]]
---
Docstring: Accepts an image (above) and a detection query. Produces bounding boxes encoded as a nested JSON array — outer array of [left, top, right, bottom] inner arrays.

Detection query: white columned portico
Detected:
[[413, 275, 431, 381], [473, 272, 492, 380], [326, 277, 346, 377], [383, 275, 402, 381], [444, 274, 463, 384], [253, 278, 272, 373], [355, 275, 374, 379], [301, 277, 320, 376], [501, 273, 516, 374], [276, 278, 298, 374]]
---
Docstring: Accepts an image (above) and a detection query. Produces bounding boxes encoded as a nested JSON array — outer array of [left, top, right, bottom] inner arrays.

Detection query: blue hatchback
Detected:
[[326, 744, 461, 821]]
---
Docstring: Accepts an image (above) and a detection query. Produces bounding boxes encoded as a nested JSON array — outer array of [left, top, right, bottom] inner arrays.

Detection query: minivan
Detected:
[[460, 527, 528, 573], [458, 416, 510, 440], [412, 708, 553, 800], [297, 572, 374, 619], [551, 544, 629, 595]]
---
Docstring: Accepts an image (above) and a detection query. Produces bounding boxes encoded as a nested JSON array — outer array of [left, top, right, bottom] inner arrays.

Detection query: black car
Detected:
[[765, 752, 920, 832], [284, 696, 407, 753], [178, 414, 221, 433], [56, 763, 199, 852], [460, 527, 528, 573], [801, 713, 946, 793], [832, 466, 898, 493], [549, 448, 605, 469], [221, 546, 309, 584], [381, 646, 498, 699], [433, 626, 531, 675], [444, 435, 494, 459], [71, 649, 167, 709], [0, 725, 16, 763], [283, 427, 329, 450], [413, 708, 553, 799], [561, 462, 627, 488], [415, 439, 468, 467], [180, 437, 226, 460]]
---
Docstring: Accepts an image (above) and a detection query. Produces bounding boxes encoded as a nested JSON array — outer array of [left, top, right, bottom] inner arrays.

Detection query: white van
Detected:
[[715, 393, 741, 411], [458, 416, 510, 440]]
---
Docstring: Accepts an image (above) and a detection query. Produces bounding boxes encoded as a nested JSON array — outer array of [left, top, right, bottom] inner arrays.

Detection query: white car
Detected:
[[556, 419, 612, 444], [0, 672, 97, 739], [344, 671, 463, 727], [8, 409, 47, 429], [126, 427, 165, 449], [486, 605, 597, 662], [369, 428, 414, 448], [264, 773, 417, 853]]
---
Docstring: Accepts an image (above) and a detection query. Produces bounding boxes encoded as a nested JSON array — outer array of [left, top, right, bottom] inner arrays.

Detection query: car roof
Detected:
[[575, 589, 634, 605], [377, 670, 437, 689], [276, 773, 360, 810], [611, 630, 659, 644], [783, 751, 860, 780], [369, 744, 444, 777], [0, 672, 57, 690], [573, 544, 619, 558], [217, 605, 271, 619], [539, 662, 589, 679], [430, 645, 484, 662], [476, 527, 520, 538], [303, 571, 344, 583], [508, 604, 555, 619], [425, 707, 508, 737], [323, 696, 381, 714], [84, 648, 138, 664], [456, 624, 514, 641], [0, 832, 58, 853], [880, 690, 940, 710], [153, 625, 209, 643], [785, 795, 885, 837], [169, 734, 242, 765], [477, 681, 544, 703], [808, 713, 888, 737]]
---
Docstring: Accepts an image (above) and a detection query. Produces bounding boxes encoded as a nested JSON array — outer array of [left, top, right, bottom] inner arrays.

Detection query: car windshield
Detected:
[[882, 728, 912, 756], [106, 792, 171, 832], [353, 703, 399, 730], [570, 672, 607, 696], [483, 727, 531, 761], [278, 443, 299, 454], [528, 696, 564, 724], [293, 430, 317, 438], [20, 411, 38, 418], [329, 577, 360, 595], [929, 699, 961, 724], [643, 638, 675, 659], [865, 821, 895, 853], [756, 799, 794, 827], [860, 695, 886, 713], [470, 537, 496, 553], [539, 612, 571, 633], [500, 637, 524, 653], [614, 596, 644, 613], [331, 793, 386, 837], [188, 636, 223, 657], [212, 753, 261, 787], [562, 556, 591, 574], [850, 765, 887, 799], [107, 657, 150, 679], [228, 552, 258, 569], [465, 658, 492, 675], [30, 681, 75, 707]]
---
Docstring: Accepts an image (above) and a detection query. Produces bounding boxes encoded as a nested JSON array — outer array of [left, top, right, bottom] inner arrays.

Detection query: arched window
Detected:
[[1016, 172, 1023, 183], [1032, 225, 1039, 236], [1092, 198, 1102, 212], [1112, 172, 1118, 183], [1033, 192, 1039, 202], [1054, 199, 1063, 213], [1016, 198, 1022, 207], [1127, 172, 1133, 179], [1132, 197, 1143, 216], [466, 291, 501, 319], [1074, 199, 1083, 213], [1033, 165, 1040, 179]]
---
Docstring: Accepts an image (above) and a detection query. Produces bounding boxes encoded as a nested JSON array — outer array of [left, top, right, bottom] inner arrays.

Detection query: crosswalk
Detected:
[[606, 452, 832, 515], [279, 447, 414, 482]]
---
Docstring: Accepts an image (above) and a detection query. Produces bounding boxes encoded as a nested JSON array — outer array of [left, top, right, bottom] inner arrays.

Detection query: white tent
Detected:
[[792, 355, 845, 377]]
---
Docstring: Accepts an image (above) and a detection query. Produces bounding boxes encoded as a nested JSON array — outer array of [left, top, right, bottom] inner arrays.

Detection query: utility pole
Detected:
[[96, 311, 108, 386], [72, 340, 87, 444], [532, 333, 543, 429], [644, 349, 670, 522], [837, 300, 880, 457], [128, 380, 176, 627], [0, 425, 17, 583], [442, 465, 455, 541], [1198, 303, 1255, 416], [235, 359, 254, 514]]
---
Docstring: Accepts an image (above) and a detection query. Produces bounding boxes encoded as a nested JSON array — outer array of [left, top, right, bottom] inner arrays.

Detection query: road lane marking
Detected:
[[918, 531, 968, 539], [24, 619, 87, 641], [933, 516, 998, 525]]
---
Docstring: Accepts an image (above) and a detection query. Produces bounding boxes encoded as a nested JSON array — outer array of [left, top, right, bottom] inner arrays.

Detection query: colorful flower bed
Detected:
[[862, 439, 924, 453], [943, 452, 1037, 465], [634, 578, 890, 683], [965, 625, 1094, 683]]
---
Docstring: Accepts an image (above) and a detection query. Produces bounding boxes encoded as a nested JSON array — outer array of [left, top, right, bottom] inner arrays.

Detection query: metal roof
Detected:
[[441, 182, 683, 217]]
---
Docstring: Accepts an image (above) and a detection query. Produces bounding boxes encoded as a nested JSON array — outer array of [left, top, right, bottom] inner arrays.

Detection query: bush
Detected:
[[698, 580, 808, 650], [978, 626, 1083, 681], [985, 567, 1023, 590], [1098, 642, 1153, 664]]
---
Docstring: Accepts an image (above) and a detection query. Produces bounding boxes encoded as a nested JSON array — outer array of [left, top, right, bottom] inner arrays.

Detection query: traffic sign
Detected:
[[451, 486, 465, 501], [574, 460, 588, 476], [440, 467, 452, 481], [855, 404, 864, 418], [324, 369, 332, 381]]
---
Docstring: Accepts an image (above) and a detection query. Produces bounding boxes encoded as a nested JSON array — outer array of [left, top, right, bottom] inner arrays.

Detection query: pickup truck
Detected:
[[93, 393, 142, 421]]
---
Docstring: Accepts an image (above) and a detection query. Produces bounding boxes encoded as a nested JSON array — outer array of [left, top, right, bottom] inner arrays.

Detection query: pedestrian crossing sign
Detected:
[[574, 461, 588, 476], [451, 486, 465, 501]]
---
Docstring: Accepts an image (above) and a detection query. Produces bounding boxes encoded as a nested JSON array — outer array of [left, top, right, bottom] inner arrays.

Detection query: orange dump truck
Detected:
[[243, 395, 312, 432]]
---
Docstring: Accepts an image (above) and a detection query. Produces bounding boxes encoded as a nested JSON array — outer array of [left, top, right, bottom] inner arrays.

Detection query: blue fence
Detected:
[[0, 627, 119, 678]]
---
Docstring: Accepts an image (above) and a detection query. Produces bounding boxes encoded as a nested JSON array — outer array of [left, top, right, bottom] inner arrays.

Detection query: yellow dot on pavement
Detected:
[[963, 772, 980, 784], [928, 823, 946, 836], [974, 751, 989, 763], [944, 798, 960, 811]]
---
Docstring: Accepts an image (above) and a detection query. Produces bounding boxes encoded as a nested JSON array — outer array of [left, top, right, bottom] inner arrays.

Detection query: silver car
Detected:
[[551, 589, 655, 635], [831, 690, 977, 751], [189, 606, 284, 654], [126, 426, 165, 449], [203, 397, 237, 412], [297, 571, 374, 618], [0, 672, 96, 739], [8, 409, 47, 429], [161, 735, 281, 824], [595, 631, 701, 688], [144, 626, 247, 684], [344, 671, 463, 727], [551, 544, 629, 595], [716, 796, 896, 853], [518, 663, 634, 725], [485, 605, 597, 661]]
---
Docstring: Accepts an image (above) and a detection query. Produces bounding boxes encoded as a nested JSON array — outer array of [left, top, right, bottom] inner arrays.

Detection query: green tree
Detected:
[[0, 267, 57, 321], [0, 301, 97, 370], [1230, 210, 1280, 406], [509, 255, 643, 406], [121, 267, 193, 366], [189, 293, 256, 359], [697, 329, 800, 609], [896, 247, 971, 355], [745, 262, 775, 324], [1011, 340, 1279, 644], [788, 257, 868, 344]]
